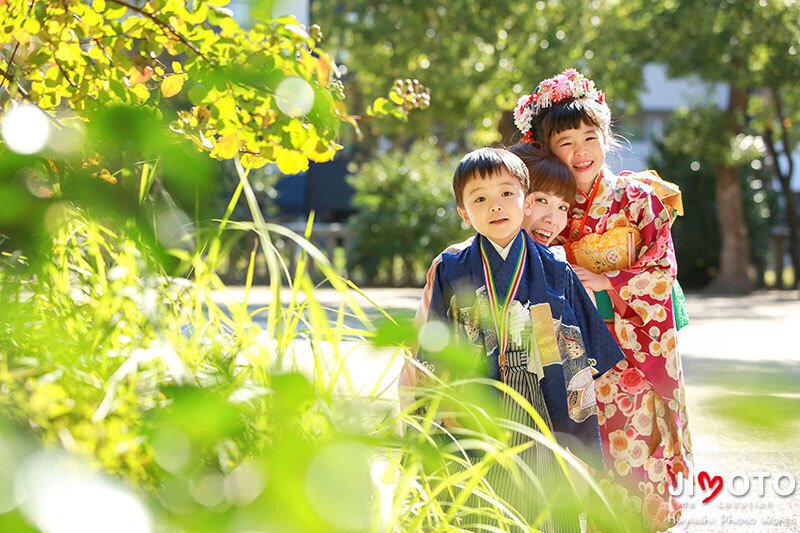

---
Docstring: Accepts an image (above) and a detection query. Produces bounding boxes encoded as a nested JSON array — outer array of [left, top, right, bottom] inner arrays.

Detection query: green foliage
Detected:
[[645, 0, 800, 87], [316, 0, 648, 146], [649, 136, 719, 288], [0, 203, 390, 529], [0, 211, 242, 486], [347, 141, 467, 285], [663, 105, 766, 168], [366, 78, 430, 121]]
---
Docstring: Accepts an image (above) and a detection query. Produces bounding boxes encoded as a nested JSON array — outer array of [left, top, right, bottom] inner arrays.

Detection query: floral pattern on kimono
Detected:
[[557, 171, 692, 531]]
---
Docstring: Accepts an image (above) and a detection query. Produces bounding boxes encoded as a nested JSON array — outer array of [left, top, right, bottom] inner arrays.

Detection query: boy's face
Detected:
[[457, 169, 532, 248], [523, 191, 570, 246]]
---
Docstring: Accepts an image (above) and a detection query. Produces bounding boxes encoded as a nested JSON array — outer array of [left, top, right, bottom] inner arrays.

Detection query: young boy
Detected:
[[419, 147, 623, 530]]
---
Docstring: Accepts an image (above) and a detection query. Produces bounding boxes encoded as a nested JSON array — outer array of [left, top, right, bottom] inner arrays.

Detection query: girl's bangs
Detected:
[[542, 99, 602, 136]]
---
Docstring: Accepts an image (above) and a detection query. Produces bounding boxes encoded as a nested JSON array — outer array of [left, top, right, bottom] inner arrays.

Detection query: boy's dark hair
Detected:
[[452, 147, 529, 208], [507, 143, 576, 202], [529, 97, 618, 151]]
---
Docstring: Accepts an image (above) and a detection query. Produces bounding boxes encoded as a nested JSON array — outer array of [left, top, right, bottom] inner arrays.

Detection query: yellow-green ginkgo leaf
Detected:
[[240, 153, 268, 169], [161, 75, 186, 98], [131, 83, 151, 103], [213, 133, 239, 159], [105, 4, 127, 19], [275, 148, 309, 175], [23, 17, 41, 34], [218, 16, 239, 37]]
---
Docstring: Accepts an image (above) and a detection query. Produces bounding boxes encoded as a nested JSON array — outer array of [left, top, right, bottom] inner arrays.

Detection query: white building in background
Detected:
[[608, 64, 728, 173], [229, 0, 308, 26]]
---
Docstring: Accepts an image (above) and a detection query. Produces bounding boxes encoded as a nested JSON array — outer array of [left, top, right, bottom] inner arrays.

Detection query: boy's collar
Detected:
[[483, 231, 522, 260]]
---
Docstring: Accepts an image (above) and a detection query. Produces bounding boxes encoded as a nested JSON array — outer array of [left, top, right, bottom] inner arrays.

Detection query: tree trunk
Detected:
[[403, 255, 415, 286], [387, 257, 396, 287], [707, 86, 753, 294], [765, 87, 800, 290], [776, 175, 800, 289], [497, 109, 518, 146]]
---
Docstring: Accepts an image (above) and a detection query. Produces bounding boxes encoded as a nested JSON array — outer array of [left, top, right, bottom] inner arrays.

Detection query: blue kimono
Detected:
[[424, 230, 623, 471]]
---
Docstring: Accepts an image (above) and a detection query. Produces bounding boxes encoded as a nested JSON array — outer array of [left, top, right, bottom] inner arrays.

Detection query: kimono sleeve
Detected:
[[415, 237, 474, 327], [605, 183, 677, 326], [603, 182, 682, 401], [566, 267, 624, 378]]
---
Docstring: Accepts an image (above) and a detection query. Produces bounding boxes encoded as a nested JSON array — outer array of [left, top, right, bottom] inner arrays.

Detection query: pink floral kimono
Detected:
[[559, 170, 692, 531]]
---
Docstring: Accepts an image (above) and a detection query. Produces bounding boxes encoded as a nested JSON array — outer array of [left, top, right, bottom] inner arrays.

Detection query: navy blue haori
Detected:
[[423, 230, 623, 470]]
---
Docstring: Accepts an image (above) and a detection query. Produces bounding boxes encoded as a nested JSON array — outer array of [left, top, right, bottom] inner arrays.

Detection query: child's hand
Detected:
[[572, 266, 612, 292]]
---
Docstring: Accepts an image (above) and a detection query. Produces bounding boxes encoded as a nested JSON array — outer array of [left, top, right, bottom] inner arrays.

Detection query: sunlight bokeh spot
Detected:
[[369, 454, 397, 530], [151, 427, 192, 474], [188, 470, 226, 508], [275, 77, 315, 117], [418, 320, 450, 353], [49, 121, 86, 154], [14, 452, 152, 533], [160, 476, 194, 515], [44, 202, 69, 234], [1, 104, 50, 155], [305, 441, 374, 530], [154, 205, 192, 249], [224, 462, 265, 506]]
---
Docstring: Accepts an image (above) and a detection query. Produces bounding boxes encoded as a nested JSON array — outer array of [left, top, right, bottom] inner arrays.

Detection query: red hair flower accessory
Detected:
[[514, 68, 606, 143]]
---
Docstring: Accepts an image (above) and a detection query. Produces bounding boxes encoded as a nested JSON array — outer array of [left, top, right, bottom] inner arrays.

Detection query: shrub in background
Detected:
[[348, 141, 468, 286]]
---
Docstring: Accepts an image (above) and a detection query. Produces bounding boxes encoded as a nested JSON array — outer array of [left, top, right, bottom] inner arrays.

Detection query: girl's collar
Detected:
[[576, 170, 604, 202]]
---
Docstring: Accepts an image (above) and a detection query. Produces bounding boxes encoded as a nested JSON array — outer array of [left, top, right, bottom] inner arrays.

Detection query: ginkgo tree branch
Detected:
[[106, 0, 210, 62], [0, 0, 35, 91], [53, 57, 79, 89], [0, 63, 13, 84]]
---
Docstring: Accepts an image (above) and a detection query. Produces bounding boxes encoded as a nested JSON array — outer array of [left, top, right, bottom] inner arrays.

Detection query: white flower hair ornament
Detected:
[[514, 68, 607, 144]]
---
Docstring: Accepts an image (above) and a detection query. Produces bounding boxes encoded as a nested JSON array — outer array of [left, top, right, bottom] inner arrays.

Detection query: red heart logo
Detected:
[[698, 470, 723, 503]]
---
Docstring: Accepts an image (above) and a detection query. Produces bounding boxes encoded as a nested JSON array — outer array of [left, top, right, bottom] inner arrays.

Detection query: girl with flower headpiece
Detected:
[[515, 68, 692, 531]]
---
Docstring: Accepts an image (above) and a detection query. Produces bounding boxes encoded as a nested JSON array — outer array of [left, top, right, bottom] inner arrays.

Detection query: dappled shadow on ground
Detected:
[[683, 290, 800, 322], [682, 355, 800, 393]]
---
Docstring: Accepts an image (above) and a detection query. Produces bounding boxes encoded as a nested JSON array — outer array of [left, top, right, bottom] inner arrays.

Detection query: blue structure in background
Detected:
[[273, 157, 355, 222]]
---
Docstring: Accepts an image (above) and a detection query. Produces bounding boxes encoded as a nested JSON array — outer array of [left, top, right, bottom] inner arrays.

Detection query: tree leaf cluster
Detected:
[[347, 140, 466, 285]]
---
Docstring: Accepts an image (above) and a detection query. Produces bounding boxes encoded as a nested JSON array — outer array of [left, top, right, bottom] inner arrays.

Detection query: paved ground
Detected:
[[215, 287, 800, 531], [674, 292, 800, 532]]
